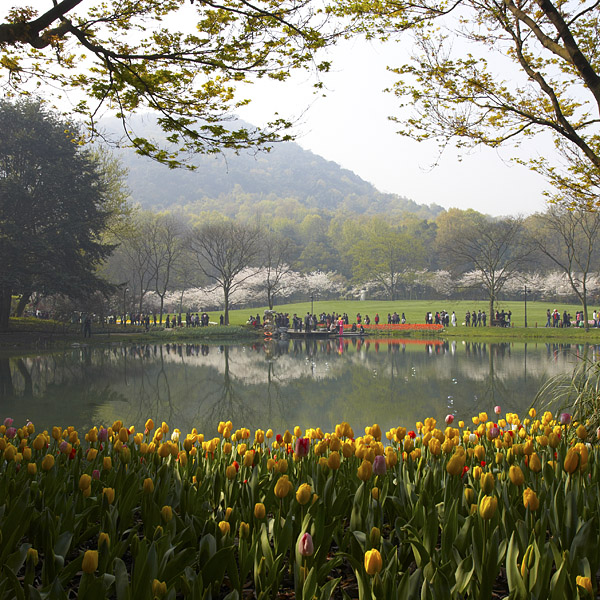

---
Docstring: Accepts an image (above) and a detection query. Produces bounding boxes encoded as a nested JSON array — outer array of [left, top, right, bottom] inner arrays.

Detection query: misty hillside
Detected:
[[101, 117, 444, 220]]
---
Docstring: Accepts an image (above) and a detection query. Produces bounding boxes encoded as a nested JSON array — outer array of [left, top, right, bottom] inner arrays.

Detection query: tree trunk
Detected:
[[489, 293, 495, 327], [159, 295, 165, 325], [15, 291, 31, 317], [268, 289, 274, 310], [0, 286, 12, 332], [582, 289, 589, 332], [224, 289, 230, 325]]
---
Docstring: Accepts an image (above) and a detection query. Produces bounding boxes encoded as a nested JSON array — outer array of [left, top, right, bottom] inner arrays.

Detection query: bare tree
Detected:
[[529, 206, 600, 331], [190, 222, 260, 325], [147, 214, 186, 324], [440, 216, 532, 324], [261, 231, 294, 310]]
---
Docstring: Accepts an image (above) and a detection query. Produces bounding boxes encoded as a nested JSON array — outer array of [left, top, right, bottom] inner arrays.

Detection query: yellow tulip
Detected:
[[239, 521, 250, 539], [523, 488, 539, 511], [576, 576, 593, 595], [102, 487, 115, 504], [79, 474, 92, 491], [254, 502, 266, 519], [564, 449, 580, 474], [446, 450, 465, 476], [371, 486, 379, 501], [481, 472, 495, 495], [103, 457, 112, 471], [357, 459, 373, 481], [41, 454, 55, 471], [576, 424, 587, 440], [218, 520, 230, 537], [479, 495, 497, 520], [369, 526, 381, 546], [98, 532, 110, 549], [327, 451, 341, 470], [143, 478, 154, 494], [152, 580, 167, 599], [226, 465, 237, 480], [161, 505, 173, 523], [27, 463, 37, 475], [296, 483, 312, 505], [274, 475, 292, 499], [364, 549, 383, 575], [528, 452, 542, 473], [82, 550, 98, 574], [509, 465, 525, 486]]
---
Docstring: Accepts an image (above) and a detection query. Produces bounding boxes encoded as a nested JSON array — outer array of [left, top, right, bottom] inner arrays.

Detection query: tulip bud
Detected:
[[274, 475, 292, 498], [364, 549, 383, 575], [296, 483, 312, 505], [564, 449, 580, 474], [509, 465, 524, 486], [369, 526, 381, 547], [478, 495, 497, 520], [371, 486, 379, 501], [297, 532, 314, 556], [481, 472, 494, 495], [41, 454, 55, 471], [152, 580, 167, 599], [98, 532, 110, 549], [327, 451, 341, 470], [102, 487, 115, 504], [161, 505, 173, 523], [522, 487, 539, 511], [218, 520, 230, 537], [82, 550, 98, 574], [373, 455, 386, 475], [143, 478, 154, 494], [239, 521, 250, 539], [26, 548, 39, 566], [357, 460, 373, 481], [254, 502, 266, 519]]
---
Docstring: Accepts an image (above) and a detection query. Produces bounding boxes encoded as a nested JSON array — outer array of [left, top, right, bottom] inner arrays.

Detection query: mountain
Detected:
[[101, 116, 444, 220]]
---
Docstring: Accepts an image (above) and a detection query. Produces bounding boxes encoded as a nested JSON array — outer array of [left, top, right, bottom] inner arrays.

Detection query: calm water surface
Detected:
[[0, 338, 593, 434]]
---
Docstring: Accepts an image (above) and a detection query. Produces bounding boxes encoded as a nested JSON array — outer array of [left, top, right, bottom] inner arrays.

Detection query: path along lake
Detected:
[[0, 338, 594, 434]]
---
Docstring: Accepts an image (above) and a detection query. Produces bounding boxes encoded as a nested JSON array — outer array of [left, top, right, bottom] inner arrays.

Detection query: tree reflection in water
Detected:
[[0, 340, 592, 433]]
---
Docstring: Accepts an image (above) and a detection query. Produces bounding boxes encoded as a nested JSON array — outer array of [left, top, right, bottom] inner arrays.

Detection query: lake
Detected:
[[0, 338, 593, 435]]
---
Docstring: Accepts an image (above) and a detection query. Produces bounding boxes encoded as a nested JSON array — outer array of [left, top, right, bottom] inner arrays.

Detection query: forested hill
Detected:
[[102, 117, 444, 220]]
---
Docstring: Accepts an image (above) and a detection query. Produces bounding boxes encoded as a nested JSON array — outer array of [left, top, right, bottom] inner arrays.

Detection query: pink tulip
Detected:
[[3, 418, 13, 427], [373, 455, 387, 475], [92, 469, 100, 480], [99, 428, 108, 442], [559, 413, 571, 425], [5, 427, 16, 439], [297, 532, 314, 556], [494, 406, 501, 415], [294, 437, 310, 458], [445, 414, 454, 425], [488, 425, 500, 439]]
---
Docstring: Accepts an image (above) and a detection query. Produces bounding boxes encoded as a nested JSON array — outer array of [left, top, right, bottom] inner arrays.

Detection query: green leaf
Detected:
[[506, 533, 527, 600]]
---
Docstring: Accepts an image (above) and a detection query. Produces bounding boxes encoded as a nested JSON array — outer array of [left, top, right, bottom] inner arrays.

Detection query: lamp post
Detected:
[[524, 285, 528, 328], [310, 293, 314, 317]]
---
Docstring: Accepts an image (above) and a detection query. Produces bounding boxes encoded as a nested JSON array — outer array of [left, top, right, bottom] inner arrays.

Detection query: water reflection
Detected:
[[0, 339, 592, 435]]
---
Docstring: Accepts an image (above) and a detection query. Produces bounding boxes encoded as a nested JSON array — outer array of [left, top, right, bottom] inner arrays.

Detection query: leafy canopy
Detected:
[[0, 1, 335, 164], [336, 0, 600, 208]]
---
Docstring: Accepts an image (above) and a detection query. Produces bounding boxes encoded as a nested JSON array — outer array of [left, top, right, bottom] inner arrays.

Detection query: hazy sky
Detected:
[[237, 37, 549, 218]]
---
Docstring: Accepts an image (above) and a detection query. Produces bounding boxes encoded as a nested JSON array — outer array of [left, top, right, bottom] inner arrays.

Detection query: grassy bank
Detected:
[[4, 299, 600, 351]]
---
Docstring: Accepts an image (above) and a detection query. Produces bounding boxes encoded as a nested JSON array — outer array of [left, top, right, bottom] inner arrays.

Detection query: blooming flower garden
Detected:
[[0, 410, 597, 599]]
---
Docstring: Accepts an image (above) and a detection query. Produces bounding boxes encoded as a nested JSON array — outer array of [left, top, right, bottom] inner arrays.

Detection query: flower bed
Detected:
[[363, 323, 444, 332], [0, 411, 597, 599]]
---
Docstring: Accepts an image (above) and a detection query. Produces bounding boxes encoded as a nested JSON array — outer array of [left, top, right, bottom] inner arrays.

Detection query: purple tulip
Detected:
[[489, 425, 500, 439], [59, 441, 69, 453], [99, 428, 108, 443], [5, 427, 16, 439], [92, 469, 100, 480], [3, 418, 13, 427], [297, 532, 314, 556], [373, 455, 387, 475], [294, 437, 310, 458], [559, 413, 572, 425]]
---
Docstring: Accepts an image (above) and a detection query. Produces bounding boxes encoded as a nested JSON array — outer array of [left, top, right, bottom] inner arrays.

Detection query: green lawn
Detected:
[[226, 299, 592, 329]]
